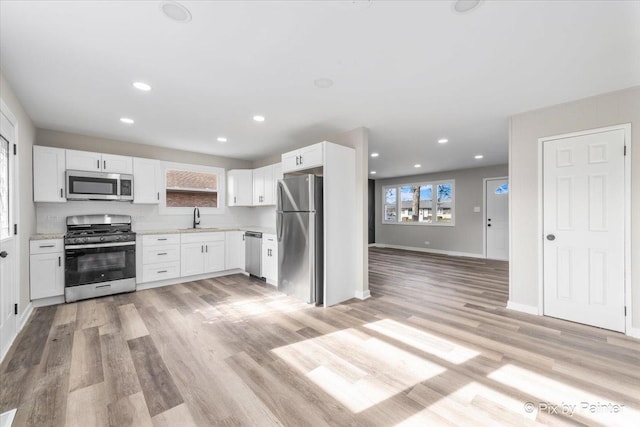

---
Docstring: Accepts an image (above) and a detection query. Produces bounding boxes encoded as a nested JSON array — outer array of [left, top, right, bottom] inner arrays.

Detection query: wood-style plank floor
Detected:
[[2, 247, 639, 426]]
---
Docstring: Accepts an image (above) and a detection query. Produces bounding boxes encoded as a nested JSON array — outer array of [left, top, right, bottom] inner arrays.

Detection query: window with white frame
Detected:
[[159, 162, 225, 214], [382, 180, 455, 226]]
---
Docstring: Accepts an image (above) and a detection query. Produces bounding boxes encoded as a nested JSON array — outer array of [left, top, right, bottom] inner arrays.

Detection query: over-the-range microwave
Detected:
[[65, 170, 133, 201]]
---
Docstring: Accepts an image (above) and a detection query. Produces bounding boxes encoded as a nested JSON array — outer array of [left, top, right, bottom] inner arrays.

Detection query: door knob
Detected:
[[0, 251, 8, 258], [546, 234, 556, 241], [487, 224, 491, 227]]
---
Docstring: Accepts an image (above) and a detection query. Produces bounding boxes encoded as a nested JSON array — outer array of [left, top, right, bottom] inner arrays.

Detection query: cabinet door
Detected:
[[225, 231, 245, 270], [33, 146, 66, 202], [264, 163, 282, 205], [66, 149, 102, 172], [252, 167, 266, 205], [102, 153, 133, 174], [204, 241, 225, 273], [133, 157, 160, 204], [262, 234, 277, 283], [281, 150, 300, 173], [180, 243, 205, 277], [299, 143, 324, 169], [30, 252, 64, 299], [228, 170, 253, 206]]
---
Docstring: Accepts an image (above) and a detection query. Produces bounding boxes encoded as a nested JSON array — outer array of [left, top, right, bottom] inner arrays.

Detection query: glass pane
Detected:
[[166, 169, 219, 208], [385, 188, 396, 204], [384, 205, 396, 222], [166, 191, 218, 208], [400, 185, 420, 222], [436, 204, 452, 222], [0, 137, 9, 239], [437, 183, 452, 202], [420, 185, 432, 201], [167, 169, 217, 190], [495, 183, 509, 194]]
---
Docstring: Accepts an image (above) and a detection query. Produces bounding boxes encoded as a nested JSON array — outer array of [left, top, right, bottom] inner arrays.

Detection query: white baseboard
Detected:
[[627, 327, 640, 339], [506, 300, 540, 315], [32, 296, 64, 308], [18, 302, 34, 329], [372, 243, 485, 259], [355, 289, 371, 300], [136, 268, 246, 291], [1, 302, 35, 364]]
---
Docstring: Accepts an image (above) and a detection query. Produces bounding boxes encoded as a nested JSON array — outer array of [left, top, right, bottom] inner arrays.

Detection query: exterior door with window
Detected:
[[0, 107, 17, 357], [543, 128, 626, 332], [485, 178, 509, 260]]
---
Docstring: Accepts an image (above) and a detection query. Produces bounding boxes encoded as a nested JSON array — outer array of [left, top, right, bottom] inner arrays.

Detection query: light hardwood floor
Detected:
[[1, 247, 639, 426]]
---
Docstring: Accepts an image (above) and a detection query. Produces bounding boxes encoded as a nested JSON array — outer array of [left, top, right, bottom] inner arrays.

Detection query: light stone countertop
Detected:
[[30, 233, 65, 241]]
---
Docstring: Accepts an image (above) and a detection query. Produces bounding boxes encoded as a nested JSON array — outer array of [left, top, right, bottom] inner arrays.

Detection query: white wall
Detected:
[[509, 86, 640, 329], [1, 71, 36, 315], [375, 164, 508, 256]]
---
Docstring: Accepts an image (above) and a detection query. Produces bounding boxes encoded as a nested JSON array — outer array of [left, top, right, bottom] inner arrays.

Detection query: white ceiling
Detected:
[[1, 1, 639, 178]]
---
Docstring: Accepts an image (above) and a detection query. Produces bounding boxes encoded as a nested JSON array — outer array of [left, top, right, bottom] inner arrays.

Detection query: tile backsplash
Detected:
[[36, 201, 276, 234]]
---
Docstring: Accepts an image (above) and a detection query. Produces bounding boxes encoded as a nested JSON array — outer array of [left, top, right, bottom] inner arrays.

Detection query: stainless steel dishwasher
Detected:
[[244, 231, 262, 277]]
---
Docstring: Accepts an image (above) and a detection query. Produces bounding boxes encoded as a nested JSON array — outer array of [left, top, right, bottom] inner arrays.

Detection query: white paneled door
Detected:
[[543, 129, 626, 332], [0, 106, 18, 358], [485, 178, 509, 261]]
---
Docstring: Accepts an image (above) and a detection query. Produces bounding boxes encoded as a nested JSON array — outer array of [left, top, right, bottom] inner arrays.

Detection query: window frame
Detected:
[[382, 179, 455, 227], [158, 161, 226, 215]]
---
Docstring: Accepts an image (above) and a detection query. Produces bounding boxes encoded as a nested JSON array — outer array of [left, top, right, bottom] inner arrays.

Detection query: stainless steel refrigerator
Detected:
[[276, 174, 323, 305]]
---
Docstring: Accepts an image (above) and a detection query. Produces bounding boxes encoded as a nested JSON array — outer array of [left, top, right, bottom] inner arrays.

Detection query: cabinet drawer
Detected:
[[30, 239, 64, 254], [180, 232, 225, 243], [142, 245, 180, 264], [142, 234, 180, 246], [142, 262, 180, 283]]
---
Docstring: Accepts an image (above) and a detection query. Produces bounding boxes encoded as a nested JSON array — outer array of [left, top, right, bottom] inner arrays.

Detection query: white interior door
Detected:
[[0, 108, 18, 358], [485, 178, 509, 260], [543, 129, 626, 332]]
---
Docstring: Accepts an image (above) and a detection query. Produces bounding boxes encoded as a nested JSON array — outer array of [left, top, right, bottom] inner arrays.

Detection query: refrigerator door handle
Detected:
[[276, 212, 284, 242]]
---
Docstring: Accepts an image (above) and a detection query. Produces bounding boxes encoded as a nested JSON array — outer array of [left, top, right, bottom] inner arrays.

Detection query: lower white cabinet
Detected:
[[140, 233, 181, 283], [225, 231, 245, 270], [30, 239, 64, 300], [180, 233, 226, 277], [262, 234, 278, 285]]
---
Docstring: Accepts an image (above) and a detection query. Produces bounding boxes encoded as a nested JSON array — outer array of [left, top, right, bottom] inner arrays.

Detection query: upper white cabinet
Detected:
[[66, 149, 133, 174], [133, 157, 160, 204], [282, 143, 324, 173], [253, 163, 282, 206], [227, 169, 253, 206], [225, 231, 245, 270], [33, 146, 66, 203]]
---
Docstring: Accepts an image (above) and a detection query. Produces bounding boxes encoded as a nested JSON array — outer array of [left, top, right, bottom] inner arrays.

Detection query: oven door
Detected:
[[66, 170, 121, 201], [65, 242, 135, 287]]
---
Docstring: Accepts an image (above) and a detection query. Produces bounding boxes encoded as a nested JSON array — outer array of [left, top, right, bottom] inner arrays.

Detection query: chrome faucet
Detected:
[[193, 207, 200, 229]]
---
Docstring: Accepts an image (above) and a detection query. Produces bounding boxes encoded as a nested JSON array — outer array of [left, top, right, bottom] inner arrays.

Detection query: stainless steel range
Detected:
[[64, 214, 136, 302]]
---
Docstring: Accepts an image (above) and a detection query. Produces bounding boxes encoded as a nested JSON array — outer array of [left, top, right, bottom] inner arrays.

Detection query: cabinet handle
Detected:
[[157, 192, 160, 201], [234, 196, 236, 204], [201, 245, 204, 253], [39, 244, 55, 248], [295, 156, 299, 166], [60, 188, 63, 198], [157, 252, 167, 256], [158, 270, 167, 274], [242, 234, 245, 241], [205, 245, 208, 253], [97, 159, 100, 169], [157, 238, 168, 241], [58, 256, 61, 267], [103, 160, 106, 170], [299, 155, 303, 165]]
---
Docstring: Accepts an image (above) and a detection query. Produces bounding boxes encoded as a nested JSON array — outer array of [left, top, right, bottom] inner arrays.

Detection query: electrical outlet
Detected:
[[424, 241, 430, 245], [473, 206, 481, 213]]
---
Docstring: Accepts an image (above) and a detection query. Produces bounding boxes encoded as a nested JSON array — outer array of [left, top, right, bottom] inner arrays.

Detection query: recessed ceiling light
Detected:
[[452, 0, 483, 14], [474, 154, 484, 159], [217, 137, 228, 143], [160, 1, 192, 23], [438, 138, 448, 144], [370, 152, 379, 157], [414, 164, 421, 168], [133, 82, 152, 91], [314, 78, 334, 88], [120, 117, 134, 124], [253, 115, 265, 122], [370, 171, 376, 175]]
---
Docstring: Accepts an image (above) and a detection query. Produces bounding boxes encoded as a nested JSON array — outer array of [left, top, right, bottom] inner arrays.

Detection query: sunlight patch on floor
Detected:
[[488, 364, 638, 425], [364, 318, 479, 364], [272, 325, 446, 413]]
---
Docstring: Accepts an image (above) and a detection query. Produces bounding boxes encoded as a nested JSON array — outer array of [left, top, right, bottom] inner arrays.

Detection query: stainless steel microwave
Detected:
[[66, 170, 134, 201]]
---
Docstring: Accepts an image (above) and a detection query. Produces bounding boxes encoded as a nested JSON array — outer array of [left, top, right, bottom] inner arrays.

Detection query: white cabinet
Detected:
[[33, 146, 66, 203], [66, 149, 132, 174], [133, 157, 160, 204], [261, 234, 278, 285], [227, 170, 253, 206], [30, 239, 64, 300], [139, 234, 181, 283], [180, 233, 226, 277], [253, 163, 281, 205], [225, 231, 245, 270], [281, 143, 324, 173]]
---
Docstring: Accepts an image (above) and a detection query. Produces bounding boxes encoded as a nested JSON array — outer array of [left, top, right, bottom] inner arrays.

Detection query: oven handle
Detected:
[[65, 241, 136, 250]]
